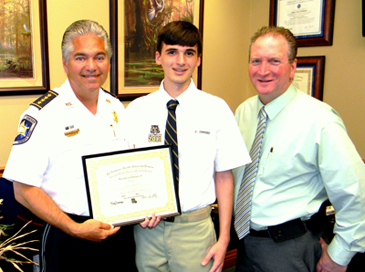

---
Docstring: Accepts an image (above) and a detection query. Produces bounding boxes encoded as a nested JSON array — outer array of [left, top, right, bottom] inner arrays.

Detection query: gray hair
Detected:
[[61, 20, 112, 63], [249, 26, 297, 63]]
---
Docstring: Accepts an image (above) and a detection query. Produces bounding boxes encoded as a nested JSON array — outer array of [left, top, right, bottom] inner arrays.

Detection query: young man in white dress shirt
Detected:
[[125, 21, 250, 272]]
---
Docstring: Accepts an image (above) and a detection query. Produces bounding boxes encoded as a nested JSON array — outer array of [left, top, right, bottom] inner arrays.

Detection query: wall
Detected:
[[202, 0, 252, 109], [1, 0, 364, 169]]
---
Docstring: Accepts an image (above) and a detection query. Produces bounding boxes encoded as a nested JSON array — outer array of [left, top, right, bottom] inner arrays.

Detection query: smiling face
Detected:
[[62, 34, 110, 99], [156, 42, 201, 96], [249, 34, 297, 105]]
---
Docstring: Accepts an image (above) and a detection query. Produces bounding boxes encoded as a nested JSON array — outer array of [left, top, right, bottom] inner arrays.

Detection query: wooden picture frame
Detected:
[[269, 0, 335, 47], [0, 0, 50, 96], [109, 0, 204, 101], [294, 56, 325, 100], [363, 0, 365, 37]]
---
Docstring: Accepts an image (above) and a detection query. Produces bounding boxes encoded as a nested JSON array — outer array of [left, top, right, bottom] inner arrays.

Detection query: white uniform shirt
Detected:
[[125, 80, 250, 212], [4, 79, 128, 216]]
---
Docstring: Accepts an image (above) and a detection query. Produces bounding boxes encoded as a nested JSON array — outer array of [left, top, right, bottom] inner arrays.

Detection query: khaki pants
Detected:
[[134, 207, 216, 272]]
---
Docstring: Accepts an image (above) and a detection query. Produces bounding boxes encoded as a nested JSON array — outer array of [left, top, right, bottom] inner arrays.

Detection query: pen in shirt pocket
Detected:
[[267, 147, 274, 159]]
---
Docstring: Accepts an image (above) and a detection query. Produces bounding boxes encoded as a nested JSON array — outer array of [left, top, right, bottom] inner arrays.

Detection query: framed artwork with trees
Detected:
[[110, 0, 204, 100], [0, 0, 49, 95]]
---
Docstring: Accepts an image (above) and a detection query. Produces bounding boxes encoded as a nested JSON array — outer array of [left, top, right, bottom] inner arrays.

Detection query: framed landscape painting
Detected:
[[0, 0, 49, 95], [110, 0, 204, 100]]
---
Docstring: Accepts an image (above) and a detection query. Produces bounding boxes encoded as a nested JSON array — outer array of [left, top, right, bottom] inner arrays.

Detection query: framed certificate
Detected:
[[293, 56, 325, 100], [82, 145, 180, 226], [269, 0, 336, 47]]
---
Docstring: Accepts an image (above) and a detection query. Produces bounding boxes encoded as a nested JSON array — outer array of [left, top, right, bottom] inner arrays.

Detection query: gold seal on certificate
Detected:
[[82, 145, 180, 226]]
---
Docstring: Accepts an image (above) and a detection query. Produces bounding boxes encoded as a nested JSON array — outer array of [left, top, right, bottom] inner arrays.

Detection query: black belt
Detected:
[[248, 203, 327, 243], [249, 218, 308, 242], [249, 215, 323, 243], [250, 229, 271, 238]]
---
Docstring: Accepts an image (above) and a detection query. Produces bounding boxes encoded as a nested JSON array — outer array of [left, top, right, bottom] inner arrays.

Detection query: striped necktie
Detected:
[[165, 100, 179, 191], [234, 107, 268, 240]]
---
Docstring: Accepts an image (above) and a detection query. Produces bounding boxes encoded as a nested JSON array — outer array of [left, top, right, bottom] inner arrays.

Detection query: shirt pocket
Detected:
[[183, 127, 216, 163], [261, 152, 294, 186]]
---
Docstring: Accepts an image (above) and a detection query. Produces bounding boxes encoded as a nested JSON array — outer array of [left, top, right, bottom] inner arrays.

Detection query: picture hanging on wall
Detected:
[[293, 56, 325, 100], [269, 0, 335, 47], [109, 0, 204, 100], [0, 0, 49, 96]]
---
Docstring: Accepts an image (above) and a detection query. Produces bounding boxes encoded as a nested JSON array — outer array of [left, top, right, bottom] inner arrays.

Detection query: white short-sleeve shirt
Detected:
[[125, 80, 250, 212], [4, 80, 128, 216]]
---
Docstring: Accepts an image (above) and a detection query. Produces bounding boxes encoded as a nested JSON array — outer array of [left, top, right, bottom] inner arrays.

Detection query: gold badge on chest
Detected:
[[64, 125, 80, 137]]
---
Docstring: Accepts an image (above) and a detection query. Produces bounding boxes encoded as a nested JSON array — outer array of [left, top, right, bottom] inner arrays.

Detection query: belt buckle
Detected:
[[164, 216, 175, 222]]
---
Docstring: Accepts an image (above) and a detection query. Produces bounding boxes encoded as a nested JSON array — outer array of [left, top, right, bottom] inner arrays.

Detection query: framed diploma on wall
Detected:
[[269, 0, 336, 47], [293, 56, 325, 100]]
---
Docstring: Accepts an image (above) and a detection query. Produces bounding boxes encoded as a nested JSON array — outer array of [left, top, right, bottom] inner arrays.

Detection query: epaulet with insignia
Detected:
[[102, 88, 117, 98], [30, 90, 59, 110]]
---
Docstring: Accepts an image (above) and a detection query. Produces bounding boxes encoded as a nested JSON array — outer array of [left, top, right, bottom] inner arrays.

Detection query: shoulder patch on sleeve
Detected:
[[14, 115, 38, 145], [30, 90, 59, 110], [102, 88, 117, 98]]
